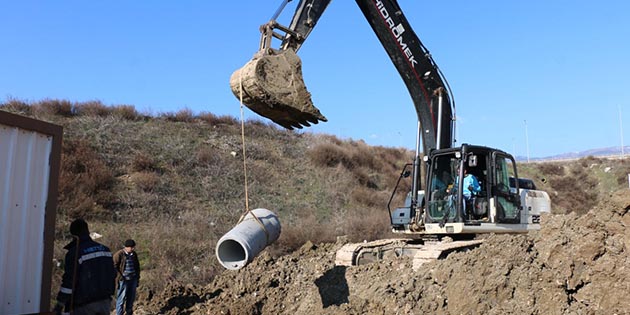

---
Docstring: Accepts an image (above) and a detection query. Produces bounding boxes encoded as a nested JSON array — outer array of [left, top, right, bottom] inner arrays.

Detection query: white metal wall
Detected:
[[0, 124, 53, 315]]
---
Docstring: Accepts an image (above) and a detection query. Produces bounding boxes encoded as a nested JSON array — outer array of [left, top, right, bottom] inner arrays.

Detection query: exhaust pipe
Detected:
[[216, 208, 281, 270]]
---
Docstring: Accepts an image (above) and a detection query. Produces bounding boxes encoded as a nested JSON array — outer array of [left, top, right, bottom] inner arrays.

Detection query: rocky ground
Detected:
[[133, 190, 630, 315]]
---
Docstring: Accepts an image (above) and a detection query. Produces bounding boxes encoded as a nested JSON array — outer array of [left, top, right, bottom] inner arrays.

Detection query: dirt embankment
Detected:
[[136, 190, 630, 315]]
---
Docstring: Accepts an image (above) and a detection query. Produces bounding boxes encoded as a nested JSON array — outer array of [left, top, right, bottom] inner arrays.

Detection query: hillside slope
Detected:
[[2, 100, 630, 314], [1, 100, 410, 289]]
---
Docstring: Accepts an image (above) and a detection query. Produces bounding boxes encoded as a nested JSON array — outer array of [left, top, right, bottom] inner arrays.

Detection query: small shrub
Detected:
[[344, 207, 392, 242], [0, 99, 32, 114], [58, 140, 116, 218], [580, 155, 602, 167], [244, 118, 269, 128], [161, 108, 195, 122], [615, 162, 630, 186], [351, 187, 387, 207], [35, 99, 75, 117], [176, 108, 195, 122], [75, 101, 111, 117], [548, 165, 598, 214], [351, 167, 378, 189], [131, 172, 160, 192], [308, 143, 350, 168], [537, 163, 565, 176], [196, 147, 219, 164], [271, 214, 337, 255], [245, 142, 274, 161], [132, 153, 161, 172], [198, 112, 238, 126], [319, 134, 343, 146], [112, 105, 141, 121], [347, 143, 379, 170], [244, 119, 287, 139]]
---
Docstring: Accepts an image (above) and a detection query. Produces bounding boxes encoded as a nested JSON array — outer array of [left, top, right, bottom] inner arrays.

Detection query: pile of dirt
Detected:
[[136, 190, 630, 314]]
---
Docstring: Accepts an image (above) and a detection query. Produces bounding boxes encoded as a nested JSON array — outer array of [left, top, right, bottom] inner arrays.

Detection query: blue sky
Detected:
[[1, 1, 629, 158]]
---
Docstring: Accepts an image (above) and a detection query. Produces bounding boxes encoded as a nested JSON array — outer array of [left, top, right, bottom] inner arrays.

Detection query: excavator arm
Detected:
[[230, 0, 455, 153], [278, 0, 331, 52], [355, 0, 455, 152]]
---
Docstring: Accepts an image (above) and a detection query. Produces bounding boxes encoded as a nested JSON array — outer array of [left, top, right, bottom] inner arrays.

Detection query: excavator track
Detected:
[[335, 238, 484, 270]]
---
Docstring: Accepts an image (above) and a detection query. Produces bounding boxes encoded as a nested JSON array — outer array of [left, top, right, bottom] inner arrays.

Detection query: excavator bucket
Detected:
[[230, 49, 327, 129]]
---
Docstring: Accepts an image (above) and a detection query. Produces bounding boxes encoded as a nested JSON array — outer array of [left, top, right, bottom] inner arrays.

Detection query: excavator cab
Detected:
[[425, 145, 522, 225], [389, 144, 532, 235]]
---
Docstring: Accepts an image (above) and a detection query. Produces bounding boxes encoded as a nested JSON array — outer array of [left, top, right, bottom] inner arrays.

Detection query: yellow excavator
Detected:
[[230, 0, 551, 268]]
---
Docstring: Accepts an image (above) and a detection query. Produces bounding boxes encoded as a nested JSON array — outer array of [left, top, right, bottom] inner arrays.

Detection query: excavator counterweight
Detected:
[[230, 49, 327, 130]]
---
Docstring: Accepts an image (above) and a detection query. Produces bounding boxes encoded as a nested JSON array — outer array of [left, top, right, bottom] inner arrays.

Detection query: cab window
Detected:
[[494, 155, 519, 222]]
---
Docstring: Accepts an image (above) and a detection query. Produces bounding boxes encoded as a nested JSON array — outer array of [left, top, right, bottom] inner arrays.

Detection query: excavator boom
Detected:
[[230, 0, 455, 153]]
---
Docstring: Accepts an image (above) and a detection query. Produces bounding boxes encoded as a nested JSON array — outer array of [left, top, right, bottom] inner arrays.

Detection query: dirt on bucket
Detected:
[[229, 49, 327, 130]]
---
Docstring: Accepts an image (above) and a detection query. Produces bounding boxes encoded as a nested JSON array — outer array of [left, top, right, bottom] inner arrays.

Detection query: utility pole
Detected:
[[525, 120, 530, 163], [618, 105, 624, 158]]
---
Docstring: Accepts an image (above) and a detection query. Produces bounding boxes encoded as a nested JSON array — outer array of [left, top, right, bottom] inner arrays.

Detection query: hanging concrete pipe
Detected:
[[216, 208, 281, 270]]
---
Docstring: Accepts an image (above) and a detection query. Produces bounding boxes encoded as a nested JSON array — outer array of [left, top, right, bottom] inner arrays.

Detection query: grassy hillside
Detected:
[[1, 99, 410, 291], [2, 99, 629, 295], [517, 156, 630, 214]]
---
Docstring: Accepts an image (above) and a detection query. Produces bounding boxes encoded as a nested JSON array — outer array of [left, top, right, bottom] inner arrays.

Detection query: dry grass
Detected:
[[307, 140, 408, 191], [536, 162, 565, 177], [160, 108, 195, 123], [132, 152, 162, 173], [198, 111, 238, 126], [524, 158, 602, 214], [272, 214, 338, 255], [344, 206, 394, 242], [5, 98, 628, 298], [130, 172, 161, 192], [73, 101, 111, 117], [614, 159, 630, 185], [308, 142, 349, 167], [35, 99, 75, 117], [58, 139, 117, 219]]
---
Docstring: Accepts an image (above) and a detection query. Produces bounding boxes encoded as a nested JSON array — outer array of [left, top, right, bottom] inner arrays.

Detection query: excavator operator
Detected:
[[447, 166, 481, 218]]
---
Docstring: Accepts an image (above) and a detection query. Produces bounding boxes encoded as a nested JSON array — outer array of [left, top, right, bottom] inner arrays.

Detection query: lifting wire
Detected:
[[237, 72, 270, 243]]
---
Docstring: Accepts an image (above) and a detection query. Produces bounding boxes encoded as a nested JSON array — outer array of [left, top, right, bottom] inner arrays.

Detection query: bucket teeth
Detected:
[[230, 49, 327, 129]]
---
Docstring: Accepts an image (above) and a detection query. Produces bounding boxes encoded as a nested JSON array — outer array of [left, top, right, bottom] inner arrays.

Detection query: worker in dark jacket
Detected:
[[113, 239, 141, 315], [54, 219, 116, 315]]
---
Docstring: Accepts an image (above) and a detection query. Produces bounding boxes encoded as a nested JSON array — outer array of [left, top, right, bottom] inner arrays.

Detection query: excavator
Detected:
[[230, 0, 551, 268]]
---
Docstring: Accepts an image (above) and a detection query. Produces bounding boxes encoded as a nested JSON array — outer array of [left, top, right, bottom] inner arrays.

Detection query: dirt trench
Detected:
[[136, 190, 630, 315]]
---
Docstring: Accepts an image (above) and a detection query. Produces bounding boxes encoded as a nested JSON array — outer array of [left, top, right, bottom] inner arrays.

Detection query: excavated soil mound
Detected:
[[136, 190, 630, 314]]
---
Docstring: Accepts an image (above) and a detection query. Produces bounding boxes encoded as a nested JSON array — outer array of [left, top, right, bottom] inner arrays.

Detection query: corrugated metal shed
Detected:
[[0, 111, 62, 315]]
